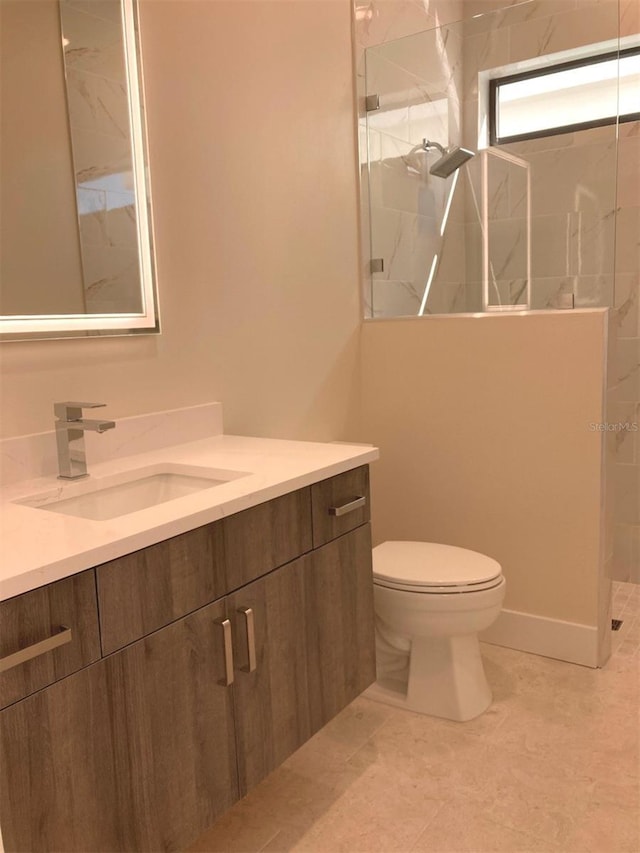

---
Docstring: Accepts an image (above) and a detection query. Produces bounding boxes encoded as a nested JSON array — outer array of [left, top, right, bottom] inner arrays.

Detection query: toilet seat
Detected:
[[372, 541, 502, 594]]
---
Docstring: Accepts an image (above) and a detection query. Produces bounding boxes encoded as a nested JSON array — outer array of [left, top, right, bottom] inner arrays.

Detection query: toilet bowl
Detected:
[[366, 541, 506, 722]]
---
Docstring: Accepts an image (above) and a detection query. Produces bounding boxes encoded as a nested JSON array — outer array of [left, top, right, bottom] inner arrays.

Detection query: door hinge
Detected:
[[365, 94, 380, 112]]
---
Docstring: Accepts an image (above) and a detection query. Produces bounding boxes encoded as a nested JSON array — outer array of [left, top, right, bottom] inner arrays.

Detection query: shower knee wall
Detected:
[[359, 309, 614, 667]]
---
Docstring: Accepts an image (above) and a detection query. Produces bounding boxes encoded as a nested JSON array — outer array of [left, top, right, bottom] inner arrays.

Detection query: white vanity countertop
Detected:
[[0, 434, 379, 601]]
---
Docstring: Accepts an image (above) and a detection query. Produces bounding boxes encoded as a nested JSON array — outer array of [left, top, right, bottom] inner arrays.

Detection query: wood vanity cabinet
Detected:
[[0, 599, 238, 853], [0, 466, 375, 853]]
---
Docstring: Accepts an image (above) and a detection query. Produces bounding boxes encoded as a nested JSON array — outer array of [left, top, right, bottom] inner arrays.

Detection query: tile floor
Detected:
[[188, 583, 640, 853]]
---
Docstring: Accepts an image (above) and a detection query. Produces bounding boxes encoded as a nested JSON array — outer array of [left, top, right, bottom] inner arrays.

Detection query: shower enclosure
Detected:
[[359, 3, 629, 319]]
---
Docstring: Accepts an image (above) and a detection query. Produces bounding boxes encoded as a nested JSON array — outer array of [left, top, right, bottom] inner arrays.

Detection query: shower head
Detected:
[[428, 145, 475, 178]]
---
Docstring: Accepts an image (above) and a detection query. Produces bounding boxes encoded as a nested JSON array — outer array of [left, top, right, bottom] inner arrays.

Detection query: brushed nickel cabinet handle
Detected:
[[0, 626, 72, 673], [237, 607, 257, 673], [328, 496, 366, 517], [214, 618, 234, 686]]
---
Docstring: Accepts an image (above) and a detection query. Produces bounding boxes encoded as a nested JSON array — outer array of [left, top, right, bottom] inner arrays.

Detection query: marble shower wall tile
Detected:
[[463, 219, 483, 283], [486, 219, 528, 283], [616, 339, 640, 402], [460, 1, 622, 316], [615, 464, 640, 526], [610, 401, 639, 465], [64, 0, 122, 25], [368, 132, 446, 217], [370, 207, 441, 283], [66, 69, 129, 138], [526, 140, 617, 219], [70, 129, 133, 187], [615, 275, 640, 339], [617, 136, 640, 211], [425, 280, 467, 313], [613, 115, 639, 579], [615, 206, 640, 277], [59, 0, 142, 316], [530, 275, 615, 310], [365, 54, 422, 141], [508, 1, 618, 63], [106, 196, 138, 247], [438, 221, 466, 281], [60, 1, 127, 83], [370, 279, 422, 317], [370, 20, 463, 93], [464, 0, 577, 27], [77, 187, 108, 247], [82, 245, 142, 313], [461, 26, 510, 99], [614, 524, 640, 583], [353, 0, 464, 50]]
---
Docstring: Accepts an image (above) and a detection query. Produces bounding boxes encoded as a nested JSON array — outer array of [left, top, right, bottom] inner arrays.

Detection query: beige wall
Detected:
[[359, 311, 608, 627], [0, 0, 362, 442]]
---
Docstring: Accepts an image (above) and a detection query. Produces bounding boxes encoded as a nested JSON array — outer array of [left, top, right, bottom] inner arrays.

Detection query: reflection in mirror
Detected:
[[0, 0, 159, 340]]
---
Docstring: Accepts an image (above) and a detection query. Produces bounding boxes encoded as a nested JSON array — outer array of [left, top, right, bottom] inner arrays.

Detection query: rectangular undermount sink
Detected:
[[16, 464, 250, 521]]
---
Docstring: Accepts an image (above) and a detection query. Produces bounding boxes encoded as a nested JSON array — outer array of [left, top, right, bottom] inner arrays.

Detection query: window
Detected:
[[489, 47, 640, 145]]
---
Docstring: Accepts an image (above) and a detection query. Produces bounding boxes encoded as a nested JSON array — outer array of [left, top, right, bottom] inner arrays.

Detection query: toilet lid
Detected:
[[372, 541, 502, 591]]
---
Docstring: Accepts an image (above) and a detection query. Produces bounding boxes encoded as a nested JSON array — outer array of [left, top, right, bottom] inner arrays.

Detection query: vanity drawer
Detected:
[[224, 487, 312, 590], [96, 522, 226, 654], [0, 571, 101, 709], [310, 466, 370, 548]]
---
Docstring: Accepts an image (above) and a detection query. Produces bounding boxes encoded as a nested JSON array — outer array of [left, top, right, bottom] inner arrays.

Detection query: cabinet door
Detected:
[[0, 599, 238, 853], [97, 521, 226, 654], [229, 555, 312, 795], [306, 523, 376, 733]]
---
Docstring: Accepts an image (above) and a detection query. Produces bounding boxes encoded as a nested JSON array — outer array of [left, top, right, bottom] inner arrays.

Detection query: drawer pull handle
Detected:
[[328, 496, 366, 517], [214, 618, 234, 686], [0, 626, 72, 673], [237, 607, 257, 673]]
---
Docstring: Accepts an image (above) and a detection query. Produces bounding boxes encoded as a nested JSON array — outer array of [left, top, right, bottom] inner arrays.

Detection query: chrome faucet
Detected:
[[54, 402, 116, 480]]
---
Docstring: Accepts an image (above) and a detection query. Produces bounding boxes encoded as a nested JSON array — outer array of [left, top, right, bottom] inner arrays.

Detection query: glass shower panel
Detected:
[[365, 24, 466, 318], [362, 1, 620, 318]]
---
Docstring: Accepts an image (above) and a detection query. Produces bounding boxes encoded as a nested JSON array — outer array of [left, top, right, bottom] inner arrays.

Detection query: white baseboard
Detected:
[[480, 608, 599, 668]]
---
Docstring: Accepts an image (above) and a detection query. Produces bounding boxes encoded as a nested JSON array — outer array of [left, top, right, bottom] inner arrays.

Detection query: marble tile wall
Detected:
[[612, 114, 640, 582], [0, 0, 87, 315], [60, 0, 142, 314], [611, 0, 640, 585]]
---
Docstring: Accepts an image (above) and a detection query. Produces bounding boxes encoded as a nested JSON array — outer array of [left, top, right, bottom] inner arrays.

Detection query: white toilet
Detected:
[[366, 541, 506, 722]]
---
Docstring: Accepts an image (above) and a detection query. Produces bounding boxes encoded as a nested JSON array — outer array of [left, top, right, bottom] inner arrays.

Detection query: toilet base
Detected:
[[366, 633, 492, 722]]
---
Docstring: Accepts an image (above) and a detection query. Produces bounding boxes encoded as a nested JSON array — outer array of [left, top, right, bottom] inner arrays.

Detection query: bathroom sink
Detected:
[[16, 463, 249, 521]]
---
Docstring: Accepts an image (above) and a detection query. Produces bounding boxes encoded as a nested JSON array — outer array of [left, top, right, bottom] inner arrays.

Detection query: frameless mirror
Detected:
[[0, 0, 159, 341]]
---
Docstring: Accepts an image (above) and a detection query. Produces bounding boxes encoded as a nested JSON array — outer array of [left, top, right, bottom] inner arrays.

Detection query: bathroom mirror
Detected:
[[0, 0, 159, 341]]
